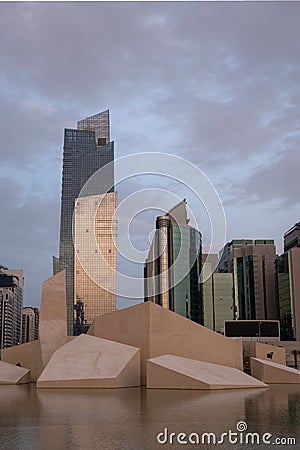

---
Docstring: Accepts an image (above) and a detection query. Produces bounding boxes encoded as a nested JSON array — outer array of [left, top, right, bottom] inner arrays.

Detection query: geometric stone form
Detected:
[[37, 334, 140, 388], [0, 361, 30, 385], [147, 355, 268, 390], [39, 270, 68, 369], [88, 302, 243, 385], [249, 342, 286, 365], [251, 357, 300, 384], [1, 339, 42, 382]]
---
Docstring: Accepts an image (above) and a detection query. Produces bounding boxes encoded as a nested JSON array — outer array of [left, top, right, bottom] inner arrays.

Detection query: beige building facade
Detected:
[[22, 307, 39, 343], [74, 192, 117, 326]]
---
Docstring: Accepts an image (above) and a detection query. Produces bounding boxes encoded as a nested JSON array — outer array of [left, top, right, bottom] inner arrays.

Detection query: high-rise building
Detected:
[[0, 265, 24, 349], [284, 222, 300, 252], [54, 110, 116, 335], [219, 240, 278, 321], [277, 223, 300, 341], [202, 257, 233, 333], [22, 307, 39, 343], [144, 200, 203, 324]]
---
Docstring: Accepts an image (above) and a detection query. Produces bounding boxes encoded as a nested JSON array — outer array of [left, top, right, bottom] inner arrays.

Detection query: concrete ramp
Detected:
[[147, 355, 268, 390], [251, 358, 300, 384], [37, 334, 140, 388], [0, 361, 30, 385]]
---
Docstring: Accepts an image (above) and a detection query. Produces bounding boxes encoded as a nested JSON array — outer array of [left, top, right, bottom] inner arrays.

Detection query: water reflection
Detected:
[[0, 385, 299, 449]]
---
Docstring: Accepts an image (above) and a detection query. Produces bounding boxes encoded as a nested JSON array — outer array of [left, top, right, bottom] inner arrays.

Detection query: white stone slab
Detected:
[[251, 357, 300, 384], [37, 334, 140, 388], [147, 355, 268, 390], [0, 361, 30, 385]]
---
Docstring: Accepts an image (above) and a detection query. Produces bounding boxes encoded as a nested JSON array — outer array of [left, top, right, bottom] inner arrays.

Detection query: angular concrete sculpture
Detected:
[[249, 342, 286, 365], [147, 355, 268, 390], [0, 361, 30, 385], [251, 357, 300, 384], [89, 302, 243, 384], [1, 271, 67, 381], [39, 270, 67, 368], [1, 340, 42, 382], [37, 334, 140, 388]]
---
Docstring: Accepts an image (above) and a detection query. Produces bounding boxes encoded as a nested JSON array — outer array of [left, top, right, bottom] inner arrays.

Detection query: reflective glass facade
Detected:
[[219, 240, 278, 321], [74, 193, 117, 326], [277, 253, 295, 340], [144, 201, 203, 325], [54, 110, 116, 335], [203, 270, 233, 333]]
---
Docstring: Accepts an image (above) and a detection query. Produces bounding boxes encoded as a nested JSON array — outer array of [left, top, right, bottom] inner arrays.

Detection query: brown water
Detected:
[[0, 385, 299, 450]]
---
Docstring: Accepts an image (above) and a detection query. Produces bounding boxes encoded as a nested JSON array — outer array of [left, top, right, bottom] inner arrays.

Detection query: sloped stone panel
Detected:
[[37, 334, 140, 388], [147, 355, 268, 390], [0, 361, 30, 385], [251, 357, 300, 384]]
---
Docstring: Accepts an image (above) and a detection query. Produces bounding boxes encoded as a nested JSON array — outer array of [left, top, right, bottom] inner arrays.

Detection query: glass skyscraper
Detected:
[[144, 200, 203, 324], [54, 110, 116, 335], [218, 239, 278, 321]]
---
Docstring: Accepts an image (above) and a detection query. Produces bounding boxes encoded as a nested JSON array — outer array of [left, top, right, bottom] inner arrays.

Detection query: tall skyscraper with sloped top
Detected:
[[54, 110, 116, 335], [144, 200, 203, 324]]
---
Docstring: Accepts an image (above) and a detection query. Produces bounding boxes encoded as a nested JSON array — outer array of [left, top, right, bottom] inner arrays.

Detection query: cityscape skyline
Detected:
[[0, 2, 300, 309]]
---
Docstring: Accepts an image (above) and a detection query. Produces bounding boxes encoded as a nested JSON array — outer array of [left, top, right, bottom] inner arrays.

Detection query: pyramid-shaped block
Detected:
[[147, 355, 268, 390], [88, 302, 243, 384], [0, 361, 30, 385], [251, 358, 300, 384], [37, 334, 140, 388]]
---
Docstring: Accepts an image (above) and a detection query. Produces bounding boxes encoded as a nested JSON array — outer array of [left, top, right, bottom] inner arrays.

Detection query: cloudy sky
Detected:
[[0, 2, 300, 308]]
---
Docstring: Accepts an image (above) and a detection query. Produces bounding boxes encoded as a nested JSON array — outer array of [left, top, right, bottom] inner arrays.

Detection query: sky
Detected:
[[0, 2, 300, 309]]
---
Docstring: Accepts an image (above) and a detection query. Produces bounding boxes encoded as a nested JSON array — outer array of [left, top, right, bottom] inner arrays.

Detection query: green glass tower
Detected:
[[144, 200, 203, 324]]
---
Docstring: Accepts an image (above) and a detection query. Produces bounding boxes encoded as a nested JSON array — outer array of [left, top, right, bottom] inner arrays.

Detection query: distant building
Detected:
[[218, 240, 278, 321], [284, 222, 300, 252], [202, 257, 233, 333], [277, 224, 300, 341], [53, 110, 116, 335], [22, 307, 39, 343], [144, 200, 203, 324], [0, 265, 24, 349]]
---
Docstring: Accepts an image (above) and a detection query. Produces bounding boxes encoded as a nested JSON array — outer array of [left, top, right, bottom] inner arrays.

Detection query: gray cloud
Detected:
[[0, 2, 299, 306], [226, 146, 300, 208]]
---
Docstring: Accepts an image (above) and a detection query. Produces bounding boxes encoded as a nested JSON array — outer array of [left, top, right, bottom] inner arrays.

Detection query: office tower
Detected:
[[219, 240, 278, 321], [22, 307, 39, 343], [144, 200, 203, 324], [0, 265, 24, 349], [54, 110, 116, 335], [74, 193, 117, 328], [202, 256, 233, 333], [277, 223, 300, 341], [284, 222, 300, 252]]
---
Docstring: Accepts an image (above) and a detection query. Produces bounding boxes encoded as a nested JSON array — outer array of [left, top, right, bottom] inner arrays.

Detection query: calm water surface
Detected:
[[0, 385, 299, 450]]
